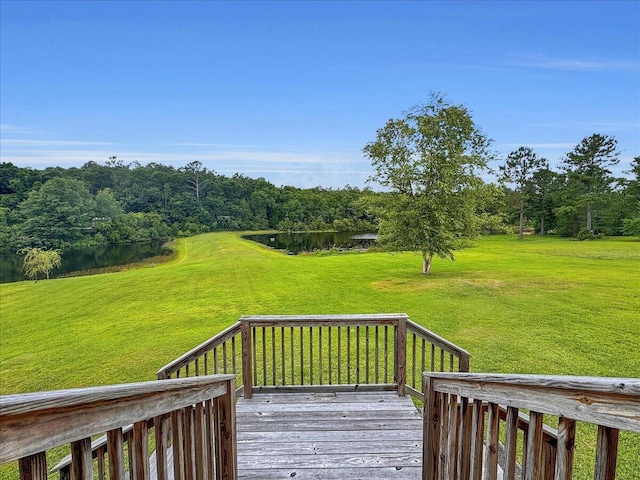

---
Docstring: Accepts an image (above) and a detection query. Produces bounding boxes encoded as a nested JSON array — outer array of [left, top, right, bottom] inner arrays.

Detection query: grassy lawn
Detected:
[[1, 232, 638, 478]]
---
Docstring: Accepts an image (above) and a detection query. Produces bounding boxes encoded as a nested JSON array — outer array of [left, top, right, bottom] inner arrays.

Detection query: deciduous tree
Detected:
[[20, 247, 61, 280], [363, 93, 492, 274]]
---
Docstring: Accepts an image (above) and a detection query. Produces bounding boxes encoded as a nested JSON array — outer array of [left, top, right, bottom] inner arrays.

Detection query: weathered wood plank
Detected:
[[18, 452, 47, 480], [236, 391, 422, 479], [0, 375, 233, 463], [594, 425, 619, 480], [238, 452, 421, 469], [238, 466, 422, 479], [425, 373, 640, 433]]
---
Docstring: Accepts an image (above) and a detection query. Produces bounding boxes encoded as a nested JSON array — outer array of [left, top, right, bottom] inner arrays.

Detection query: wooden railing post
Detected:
[[214, 378, 238, 480], [395, 316, 407, 396], [241, 320, 253, 399]]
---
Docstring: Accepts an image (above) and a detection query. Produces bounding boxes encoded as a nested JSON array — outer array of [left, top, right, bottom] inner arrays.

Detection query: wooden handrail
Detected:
[[240, 313, 409, 326], [156, 314, 470, 402], [157, 322, 242, 379], [422, 373, 640, 480], [0, 375, 238, 480]]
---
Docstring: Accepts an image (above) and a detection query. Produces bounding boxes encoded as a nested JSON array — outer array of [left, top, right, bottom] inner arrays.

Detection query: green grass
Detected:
[[1, 232, 639, 478]]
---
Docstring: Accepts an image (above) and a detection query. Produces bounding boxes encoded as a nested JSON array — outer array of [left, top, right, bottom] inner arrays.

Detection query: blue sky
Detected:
[[1, 1, 638, 189]]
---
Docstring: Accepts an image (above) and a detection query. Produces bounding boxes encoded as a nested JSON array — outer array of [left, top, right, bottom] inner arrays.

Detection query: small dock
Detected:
[[236, 391, 423, 479]]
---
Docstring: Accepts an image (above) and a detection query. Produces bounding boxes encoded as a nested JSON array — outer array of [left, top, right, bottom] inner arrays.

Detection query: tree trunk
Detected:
[[540, 216, 545, 236], [518, 205, 524, 240], [586, 203, 592, 232], [422, 252, 433, 275]]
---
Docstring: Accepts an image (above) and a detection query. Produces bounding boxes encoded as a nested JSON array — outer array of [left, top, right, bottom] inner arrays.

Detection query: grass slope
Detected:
[[1, 232, 638, 478]]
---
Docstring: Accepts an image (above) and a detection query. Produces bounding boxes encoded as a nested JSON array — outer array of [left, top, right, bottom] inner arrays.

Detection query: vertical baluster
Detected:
[[185, 364, 190, 377], [423, 376, 441, 480], [203, 352, 209, 376], [412, 333, 417, 389], [213, 347, 218, 374], [183, 407, 195, 480], [503, 407, 519, 480], [205, 400, 215, 480], [133, 420, 150, 480], [438, 393, 451, 480], [457, 397, 472, 480], [172, 409, 185, 480], [365, 325, 370, 383], [347, 326, 351, 383], [445, 394, 459, 480], [421, 338, 426, 379], [319, 326, 323, 384], [440, 349, 445, 372], [337, 326, 342, 383], [261, 327, 267, 386], [524, 411, 544, 480], [127, 429, 134, 480], [594, 425, 619, 480], [554, 417, 576, 480], [328, 326, 332, 385], [252, 327, 257, 386], [71, 438, 92, 480], [97, 447, 106, 480], [154, 415, 169, 480], [485, 403, 500, 480], [300, 326, 304, 385], [231, 336, 237, 372], [374, 325, 379, 383], [384, 325, 389, 383], [290, 326, 294, 385], [469, 400, 485, 480], [281, 326, 286, 385], [431, 344, 435, 371], [194, 403, 206, 480], [107, 427, 126, 480], [18, 452, 47, 480], [309, 326, 314, 385], [223, 341, 228, 374], [195, 358, 200, 376], [356, 325, 361, 384], [450, 353, 454, 372], [242, 323, 253, 397], [271, 327, 276, 386]]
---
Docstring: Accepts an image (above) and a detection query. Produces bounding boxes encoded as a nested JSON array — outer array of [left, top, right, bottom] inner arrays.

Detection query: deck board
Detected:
[[237, 391, 423, 479]]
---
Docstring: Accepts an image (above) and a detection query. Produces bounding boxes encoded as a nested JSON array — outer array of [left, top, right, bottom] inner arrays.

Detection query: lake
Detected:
[[0, 243, 173, 283], [243, 231, 377, 254]]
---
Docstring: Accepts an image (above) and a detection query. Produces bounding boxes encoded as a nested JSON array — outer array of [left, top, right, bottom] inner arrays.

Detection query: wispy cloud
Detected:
[[508, 54, 639, 72], [0, 140, 372, 188], [1, 139, 114, 147]]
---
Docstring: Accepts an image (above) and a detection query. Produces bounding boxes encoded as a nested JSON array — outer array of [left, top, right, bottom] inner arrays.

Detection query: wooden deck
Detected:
[[236, 391, 423, 479]]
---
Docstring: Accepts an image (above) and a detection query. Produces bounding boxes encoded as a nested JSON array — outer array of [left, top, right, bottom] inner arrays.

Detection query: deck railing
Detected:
[[422, 373, 640, 480], [156, 314, 470, 399], [0, 375, 237, 480]]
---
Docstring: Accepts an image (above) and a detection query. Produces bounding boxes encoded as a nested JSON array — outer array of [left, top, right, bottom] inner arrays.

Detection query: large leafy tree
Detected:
[[499, 147, 548, 239], [363, 93, 492, 274], [18, 177, 96, 248], [563, 134, 619, 233]]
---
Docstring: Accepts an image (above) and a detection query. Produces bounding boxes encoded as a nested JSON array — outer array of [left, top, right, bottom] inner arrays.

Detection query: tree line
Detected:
[[1, 122, 638, 257], [0, 160, 377, 253]]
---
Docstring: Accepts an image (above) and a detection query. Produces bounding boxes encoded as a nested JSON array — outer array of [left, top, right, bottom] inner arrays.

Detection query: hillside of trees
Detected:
[[0, 159, 378, 253], [1, 134, 638, 254]]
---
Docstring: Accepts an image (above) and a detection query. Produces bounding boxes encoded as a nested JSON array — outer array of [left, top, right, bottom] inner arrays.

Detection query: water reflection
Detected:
[[243, 231, 377, 254], [0, 243, 172, 283]]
